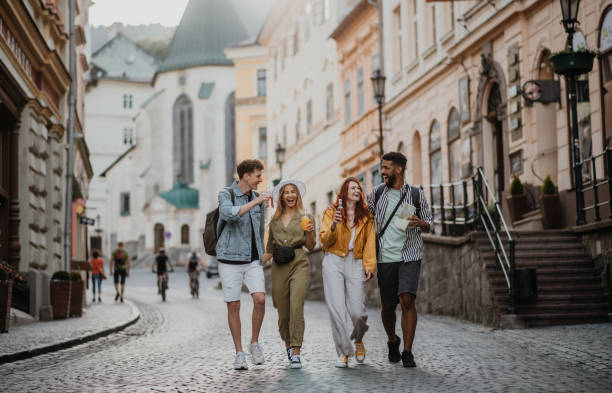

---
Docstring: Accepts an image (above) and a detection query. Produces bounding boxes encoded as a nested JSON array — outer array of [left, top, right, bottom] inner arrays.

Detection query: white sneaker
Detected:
[[335, 354, 348, 368], [286, 347, 294, 364], [249, 342, 265, 365], [290, 354, 302, 369], [234, 352, 248, 370]]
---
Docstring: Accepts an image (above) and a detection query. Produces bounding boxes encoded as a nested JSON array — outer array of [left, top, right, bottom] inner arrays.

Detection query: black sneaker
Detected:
[[115, 293, 120, 302], [120, 296, 124, 303], [401, 350, 416, 368], [387, 335, 401, 363]]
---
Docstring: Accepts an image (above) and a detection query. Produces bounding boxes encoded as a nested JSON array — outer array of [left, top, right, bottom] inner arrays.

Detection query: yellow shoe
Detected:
[[355, 342, 366, 363], [335, 354, 348, 368]]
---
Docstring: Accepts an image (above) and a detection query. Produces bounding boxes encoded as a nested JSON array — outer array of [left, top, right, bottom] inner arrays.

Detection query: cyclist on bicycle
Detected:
[[187, 251, 203, 291], [152, 248, 174, 293]]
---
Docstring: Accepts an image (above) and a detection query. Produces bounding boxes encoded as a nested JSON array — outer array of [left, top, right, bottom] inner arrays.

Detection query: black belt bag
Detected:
[[273, 244, 303, 265]]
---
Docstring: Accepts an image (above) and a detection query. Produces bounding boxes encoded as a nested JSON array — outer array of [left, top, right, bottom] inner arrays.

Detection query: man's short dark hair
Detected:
[[382, 152, 407, 171], [237, 159, 264, 179]]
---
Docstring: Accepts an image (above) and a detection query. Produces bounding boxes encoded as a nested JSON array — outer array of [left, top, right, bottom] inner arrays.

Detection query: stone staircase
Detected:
[[475, 230, 610, 327]]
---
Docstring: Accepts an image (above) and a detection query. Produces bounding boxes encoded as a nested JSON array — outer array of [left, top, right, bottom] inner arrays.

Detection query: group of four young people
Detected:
[[215, 152, 432, 370]]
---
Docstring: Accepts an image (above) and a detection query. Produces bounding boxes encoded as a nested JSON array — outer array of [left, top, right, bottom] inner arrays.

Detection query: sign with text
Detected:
[[79, 216, 95, 226]]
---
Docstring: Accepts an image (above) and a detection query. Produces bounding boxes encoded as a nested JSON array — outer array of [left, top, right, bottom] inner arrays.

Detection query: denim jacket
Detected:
[[215, 181, 266, 262]]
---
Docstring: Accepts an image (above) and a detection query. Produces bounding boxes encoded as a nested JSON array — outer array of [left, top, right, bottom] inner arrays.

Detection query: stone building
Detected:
[[0, 0, 92, 274]]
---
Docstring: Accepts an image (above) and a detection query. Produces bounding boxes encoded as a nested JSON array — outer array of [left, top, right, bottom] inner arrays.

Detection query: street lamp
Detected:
[[275, 143, 286, 179], [559, 0, 586, 225], [371, 68, 386, 159]]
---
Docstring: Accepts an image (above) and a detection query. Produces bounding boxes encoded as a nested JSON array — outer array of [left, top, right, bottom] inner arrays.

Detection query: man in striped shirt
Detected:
[[368, 152, 432, 368]]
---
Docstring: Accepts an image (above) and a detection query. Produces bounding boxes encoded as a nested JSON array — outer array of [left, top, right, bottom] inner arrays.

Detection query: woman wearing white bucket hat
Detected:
[[262, 179, 315, 369]]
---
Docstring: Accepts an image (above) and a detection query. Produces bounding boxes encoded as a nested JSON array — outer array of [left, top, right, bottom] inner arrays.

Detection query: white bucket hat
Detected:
[[273, 179, 306, 202]]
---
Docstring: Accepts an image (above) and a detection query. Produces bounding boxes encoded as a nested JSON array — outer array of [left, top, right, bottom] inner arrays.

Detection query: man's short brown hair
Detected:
[[237, 159, 264, 179]]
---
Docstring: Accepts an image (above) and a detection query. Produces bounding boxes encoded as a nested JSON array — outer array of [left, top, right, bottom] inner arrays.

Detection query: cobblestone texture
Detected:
[[0, 270, 610, 392], [0, 288, 138, 357]]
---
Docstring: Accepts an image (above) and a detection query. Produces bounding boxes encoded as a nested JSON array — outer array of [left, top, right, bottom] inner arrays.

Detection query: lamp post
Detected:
[[559, 0, 586, 225], [371, 69, 386, 160], [275, 143, 286, 180]]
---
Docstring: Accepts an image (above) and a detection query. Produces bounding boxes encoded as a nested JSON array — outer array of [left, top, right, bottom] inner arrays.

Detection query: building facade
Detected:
[[0, 0, 92, 273], [379, 0, 611, 230]]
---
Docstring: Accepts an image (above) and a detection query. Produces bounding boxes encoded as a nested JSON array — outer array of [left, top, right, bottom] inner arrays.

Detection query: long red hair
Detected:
[[332, 177, 369, 226]]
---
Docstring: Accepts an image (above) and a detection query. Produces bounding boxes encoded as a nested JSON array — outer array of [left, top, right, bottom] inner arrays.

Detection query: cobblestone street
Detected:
[[1, 270, 611, 392]]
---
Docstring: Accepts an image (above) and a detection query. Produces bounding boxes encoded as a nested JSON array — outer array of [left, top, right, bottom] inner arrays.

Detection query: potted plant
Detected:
[[550, 48, 598, 76], [541, 175, 563, 229], [50, 271, 71, 319], [507, 176, 528, 223], [0, 261, 14, 333], [69, 272, 84, 317]]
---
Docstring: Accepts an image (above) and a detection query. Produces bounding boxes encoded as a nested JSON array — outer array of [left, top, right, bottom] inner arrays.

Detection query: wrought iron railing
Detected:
[[575, 147, 612, 225], [421, 167, 516, 313]]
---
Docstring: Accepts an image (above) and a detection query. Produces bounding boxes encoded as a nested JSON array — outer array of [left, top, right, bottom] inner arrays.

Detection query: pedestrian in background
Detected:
[[368, 152, 432, 368], [320, 177, 375, 368], [110, 242, 130, 303], [89, 249, 105, 302], [216, 159, 271, 370], [263, 179, 315, 369]]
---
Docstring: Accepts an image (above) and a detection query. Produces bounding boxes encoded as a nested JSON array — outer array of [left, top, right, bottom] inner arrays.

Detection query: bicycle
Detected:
[[153, 269, 173, 302], [190, 270, 200, 299]]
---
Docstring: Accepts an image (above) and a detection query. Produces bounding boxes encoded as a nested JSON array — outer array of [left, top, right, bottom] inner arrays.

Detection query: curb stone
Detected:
[[0, 300, 140, 364]]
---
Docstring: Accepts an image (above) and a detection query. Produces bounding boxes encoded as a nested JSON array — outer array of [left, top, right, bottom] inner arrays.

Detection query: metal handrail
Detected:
[[475, 167, 516, 314], [575, 147, 612, 223]]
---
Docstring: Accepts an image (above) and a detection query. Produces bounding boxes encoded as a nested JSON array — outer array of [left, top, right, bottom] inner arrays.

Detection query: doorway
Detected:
[[154, 223, 165, 252], [484, 82, 505, 201]]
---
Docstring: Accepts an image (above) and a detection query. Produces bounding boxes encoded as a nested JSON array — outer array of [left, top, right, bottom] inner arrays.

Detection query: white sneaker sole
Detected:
[[335, 363, 348, 368], [290, 363, 302, 369], [356, 356, 365, 363]]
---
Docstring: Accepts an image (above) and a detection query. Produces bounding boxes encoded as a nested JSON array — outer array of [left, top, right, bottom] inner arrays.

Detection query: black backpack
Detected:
[[203, 188, 235, 256]]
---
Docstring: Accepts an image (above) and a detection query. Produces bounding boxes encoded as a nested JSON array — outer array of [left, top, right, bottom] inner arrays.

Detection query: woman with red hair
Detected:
[[319, 177, 376, 368]]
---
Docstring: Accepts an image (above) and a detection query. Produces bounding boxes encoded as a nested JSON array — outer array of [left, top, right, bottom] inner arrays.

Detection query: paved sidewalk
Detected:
[[0, 289, 139, 363]]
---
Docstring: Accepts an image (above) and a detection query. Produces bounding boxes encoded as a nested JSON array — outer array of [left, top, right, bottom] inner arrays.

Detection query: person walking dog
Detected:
[[320, 177, 375, 368]]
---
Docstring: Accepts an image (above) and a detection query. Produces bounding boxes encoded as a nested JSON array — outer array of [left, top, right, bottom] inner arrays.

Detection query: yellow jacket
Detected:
[[319, 207, 376, 274]]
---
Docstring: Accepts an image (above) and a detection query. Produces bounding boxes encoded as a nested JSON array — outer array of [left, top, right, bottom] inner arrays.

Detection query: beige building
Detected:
[[331, 0, 381, 194], [379, 0, 611, 230]]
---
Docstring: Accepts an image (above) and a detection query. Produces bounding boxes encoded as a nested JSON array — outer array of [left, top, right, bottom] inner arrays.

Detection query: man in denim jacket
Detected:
[[216, 159, 271, 370]]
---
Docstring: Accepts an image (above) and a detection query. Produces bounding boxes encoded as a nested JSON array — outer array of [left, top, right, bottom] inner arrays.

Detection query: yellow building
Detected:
[[331, 0, 382, 193], [225, 41, 270, 188]]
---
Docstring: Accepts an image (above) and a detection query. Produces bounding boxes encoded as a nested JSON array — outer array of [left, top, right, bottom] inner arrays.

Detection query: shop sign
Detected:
[[0, 16, 33, 81], [601, 10, 612, 53]]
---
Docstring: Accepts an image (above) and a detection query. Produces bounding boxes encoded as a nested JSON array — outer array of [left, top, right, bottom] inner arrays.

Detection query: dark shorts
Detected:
[[114, 269, 127, 285], [377, 260, 421, 307], [156, 269, 167, 276]]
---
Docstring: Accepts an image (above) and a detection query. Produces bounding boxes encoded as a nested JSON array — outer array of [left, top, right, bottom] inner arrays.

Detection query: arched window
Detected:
[[412, 131, 422, 185], [154, 223, 165, 252], [397, 141, 405, 154], [448, 108, 461, 183], [429, 120, 442, 205], [173, 95, 194, 184], [181, 224, 189, 245]]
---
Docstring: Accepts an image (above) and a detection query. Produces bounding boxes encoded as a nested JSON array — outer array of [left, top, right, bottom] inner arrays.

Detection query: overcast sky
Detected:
[[89, 0, 190, 26]]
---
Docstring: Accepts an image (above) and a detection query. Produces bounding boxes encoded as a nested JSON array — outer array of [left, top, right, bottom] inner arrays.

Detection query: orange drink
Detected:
[[301, 216, 311, 231]]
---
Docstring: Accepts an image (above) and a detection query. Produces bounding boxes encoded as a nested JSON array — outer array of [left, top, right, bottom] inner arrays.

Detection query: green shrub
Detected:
[[51, 271, 70, 281], [541, 175, 557, 195], [509, 176, 524, 195], [70, 272, 82, 282], [0, 269, 7, 281]]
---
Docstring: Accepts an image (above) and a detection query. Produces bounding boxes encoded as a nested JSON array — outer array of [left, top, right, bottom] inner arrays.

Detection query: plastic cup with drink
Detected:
[[301, 214, 311, 231]]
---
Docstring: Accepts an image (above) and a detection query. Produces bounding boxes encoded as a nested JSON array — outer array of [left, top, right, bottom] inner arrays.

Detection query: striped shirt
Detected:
[[367, 183, 433, 262]]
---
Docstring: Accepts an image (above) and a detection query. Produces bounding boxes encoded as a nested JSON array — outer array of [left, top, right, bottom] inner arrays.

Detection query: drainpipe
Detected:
[[367, 0, 384, 72], [63, 0, 76, 272]]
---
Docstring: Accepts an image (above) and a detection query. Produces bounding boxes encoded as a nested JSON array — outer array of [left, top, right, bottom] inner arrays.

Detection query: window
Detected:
[[173, 95, 194, 184], [448, 108, 462, 201], [123, 94, 133, 109], [327, 190, 334, 206], [357, 67, 365, 117], [324, 0, 331, 21], [344, 78, 351, 126], [306, 100, 313, 134], [426, 3, 436, 47], [294, 23, 299, 55], [120, 192, 130, 216], [409, 0, 419, 61], [310, 201, 317, 222], [371, 164, 381, 188], [272, 48, 278, 81], [123, 127, 134, 145], [393, 6, 403, 75], [296, 108, 301, 142], [304, 6, 311, 42], [429, 120, 442, 203], [357, 172, 366, 193], [257, 69, 266, 96], [326, 83, 334, 121], [314, 1, 324, 25], [259, 127, 267, 160], [181, 224, 189, 245]]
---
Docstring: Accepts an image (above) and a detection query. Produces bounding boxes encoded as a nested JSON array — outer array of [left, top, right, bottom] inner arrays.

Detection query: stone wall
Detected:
[[575, 220, 612, 300], [263, 234, 500, 327]]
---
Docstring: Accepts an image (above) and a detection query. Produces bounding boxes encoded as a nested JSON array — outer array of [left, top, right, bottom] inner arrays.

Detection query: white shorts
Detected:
[[218, 260, 265, 302]]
